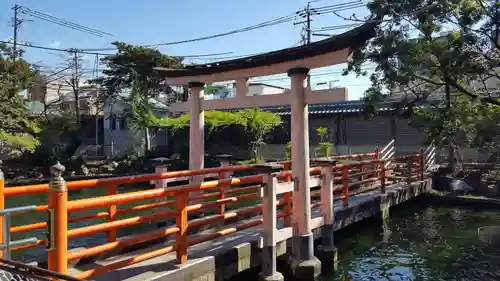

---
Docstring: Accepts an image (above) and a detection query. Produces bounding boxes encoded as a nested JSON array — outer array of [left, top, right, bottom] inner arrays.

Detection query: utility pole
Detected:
[[294, 1, 319, 89], [306, 1, 312, 45], [11, 5, 22, 60], [93, 54, 100, 156], [70, 49, 81, 127]]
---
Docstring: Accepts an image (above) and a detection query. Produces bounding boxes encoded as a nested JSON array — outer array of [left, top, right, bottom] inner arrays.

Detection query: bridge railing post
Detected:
[[342, 166, 349, 206], [47, 162, 68, 275], [406, 157, 413, 184], [419, 149, 425, 181], [106, 184, 117, 242], [260, 173, 282, 280], [380, 159, 386, 194], [283, 162, 292, 227], [255, 164, 284, 281], [150, 157, 171, 228], [175, 192, 188, 264], [0, 160, 4, 259], [316, 159, 338, 272], [216, 154, 232, 216]]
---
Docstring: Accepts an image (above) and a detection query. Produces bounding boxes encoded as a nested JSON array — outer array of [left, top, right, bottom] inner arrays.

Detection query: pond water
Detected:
[[327, 203, 500, 281], [10, 190, 500, 281]]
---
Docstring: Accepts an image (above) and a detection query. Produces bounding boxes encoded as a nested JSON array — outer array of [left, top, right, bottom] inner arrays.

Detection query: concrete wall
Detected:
[[257, 113, 428, 160], [247, 85, 284, 96]]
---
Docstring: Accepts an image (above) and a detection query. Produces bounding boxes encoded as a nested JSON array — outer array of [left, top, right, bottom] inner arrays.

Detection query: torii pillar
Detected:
[[288, 67, 321, 279], [188, 82, 205, 183]]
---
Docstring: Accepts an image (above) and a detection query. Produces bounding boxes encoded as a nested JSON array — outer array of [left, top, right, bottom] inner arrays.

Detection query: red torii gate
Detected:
[[156, 22, 376, 281]]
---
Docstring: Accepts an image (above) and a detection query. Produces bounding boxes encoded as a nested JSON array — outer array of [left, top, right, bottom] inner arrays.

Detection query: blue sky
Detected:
[[0, 0, 372, 99]]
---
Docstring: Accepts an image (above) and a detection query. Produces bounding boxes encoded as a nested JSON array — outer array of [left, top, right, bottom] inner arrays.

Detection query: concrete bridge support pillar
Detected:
[[288, 67, 321, 280], [316, 163, 338, 273], [380, 194, 392, 243]]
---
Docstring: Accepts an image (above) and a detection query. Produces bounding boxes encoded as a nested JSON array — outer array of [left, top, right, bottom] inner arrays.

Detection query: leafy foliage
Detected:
[[412, 95, 500, 150], [344, 0, 499, 108], [91, 41, 184, 102], [158, 109, 282, 159], [284, 141, 292, 160], [315, 127, 334, 157], [0, 43, 40, 151], [342, 0, 499, 164]]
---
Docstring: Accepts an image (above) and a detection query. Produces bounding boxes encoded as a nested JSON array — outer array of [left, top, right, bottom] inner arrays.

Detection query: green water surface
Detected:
[[328, 204, 500, 281]]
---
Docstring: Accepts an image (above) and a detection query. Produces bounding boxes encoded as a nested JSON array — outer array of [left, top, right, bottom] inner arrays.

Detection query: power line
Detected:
[[18, 6, 112, 37], [312, 1, 365, 14], [81, 14, 297, 51], [10, 2, 365, 59], [312, 23, 361, 32], [0, 40, 235, 58]]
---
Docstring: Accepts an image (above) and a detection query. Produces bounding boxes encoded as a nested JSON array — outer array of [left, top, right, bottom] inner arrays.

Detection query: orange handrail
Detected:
[[66, 175, 263, 212], [4, 164, 256, 197]]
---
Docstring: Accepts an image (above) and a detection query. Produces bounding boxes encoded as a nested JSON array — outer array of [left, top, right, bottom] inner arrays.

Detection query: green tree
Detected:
[[345, 0, 499, 107], [237, 109, 282, 160], [343, 0, 499, 165], [0, 43, 39, 151], [315, 127, 334, 157], [93, 42, 184, 101], [157, 109, 282, 160], [93, 42, 184, 154], [412, 95, 500, 163]]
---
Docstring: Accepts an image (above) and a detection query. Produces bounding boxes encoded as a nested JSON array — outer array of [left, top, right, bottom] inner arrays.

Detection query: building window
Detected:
[[119, 118, 127, 130]]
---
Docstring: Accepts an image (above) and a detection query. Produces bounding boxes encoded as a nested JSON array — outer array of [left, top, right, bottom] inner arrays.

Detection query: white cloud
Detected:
[[48, 41, 61, 48]]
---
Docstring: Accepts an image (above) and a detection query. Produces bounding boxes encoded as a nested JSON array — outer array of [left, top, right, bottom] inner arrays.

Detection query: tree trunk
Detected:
[[144, 127, 151, 157], [445, 83, 455, 169]]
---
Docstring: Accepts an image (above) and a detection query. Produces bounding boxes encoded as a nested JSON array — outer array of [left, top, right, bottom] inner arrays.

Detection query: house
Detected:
[[103, 96, 169, 157], [25, 79, 106, 157]]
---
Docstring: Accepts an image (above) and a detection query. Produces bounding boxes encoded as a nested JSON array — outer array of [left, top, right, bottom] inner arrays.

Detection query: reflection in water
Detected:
[[329, 206, 500, 281]]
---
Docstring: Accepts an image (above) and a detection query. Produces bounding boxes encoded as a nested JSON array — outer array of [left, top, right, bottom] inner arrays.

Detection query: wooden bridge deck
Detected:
[[70, 180, 431, 281]]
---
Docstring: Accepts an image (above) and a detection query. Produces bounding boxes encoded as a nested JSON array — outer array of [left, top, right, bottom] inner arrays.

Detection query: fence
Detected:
[[0, 146, 431, 280]]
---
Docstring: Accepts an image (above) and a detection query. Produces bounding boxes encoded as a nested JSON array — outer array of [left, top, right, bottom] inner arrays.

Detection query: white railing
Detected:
[[0, 205, 39, 259], [379, 139, 395, 169], [423, 144, 436, 171]]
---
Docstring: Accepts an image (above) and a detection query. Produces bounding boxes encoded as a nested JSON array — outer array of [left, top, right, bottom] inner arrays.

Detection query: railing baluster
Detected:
[[175, 192, 188, 264], [260, 174, 280, 279], [407, 157, 413, 184], [380, 159, 386, 194], [107, 184, 117, 242], [342, 166, 349, 206], [419, 150, 425, 181], [2, 214, 10, 259], [47, 162, 68, 275], [217, 155, 232, 216], [283, 162, 292, 227]]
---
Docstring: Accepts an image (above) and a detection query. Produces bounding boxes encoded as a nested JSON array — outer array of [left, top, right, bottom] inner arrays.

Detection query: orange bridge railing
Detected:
[[0, 150, 427, 279]]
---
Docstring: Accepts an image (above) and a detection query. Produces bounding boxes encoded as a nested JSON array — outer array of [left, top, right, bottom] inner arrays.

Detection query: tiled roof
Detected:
[[156, 23, 378, 77], [220, 100, 397, 115]]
